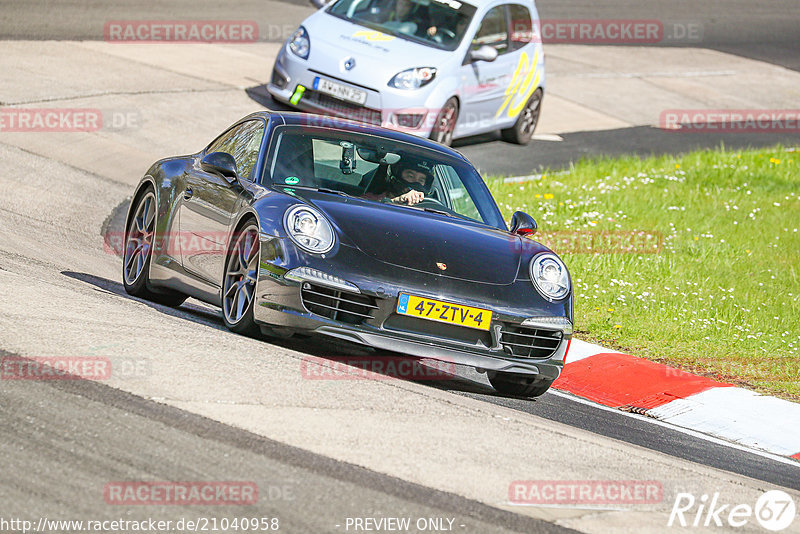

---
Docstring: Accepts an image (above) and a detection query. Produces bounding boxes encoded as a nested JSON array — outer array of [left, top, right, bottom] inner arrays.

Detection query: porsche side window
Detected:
[[436, 165, 482, 222], [508, 4, 533, 51], [206, 120, 265, 181], [472, 6, 509, 54], [207, 127, 237, 155], [235, 122, 265, 181]]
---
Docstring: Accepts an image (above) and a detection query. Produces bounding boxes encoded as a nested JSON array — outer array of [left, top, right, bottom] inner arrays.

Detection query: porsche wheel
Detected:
[[500, 88, 542, 145], [488, 371, 552, 398], [122, 187, 186, 307], [222, 221, 261, 336], [430, 97, 458, 146]]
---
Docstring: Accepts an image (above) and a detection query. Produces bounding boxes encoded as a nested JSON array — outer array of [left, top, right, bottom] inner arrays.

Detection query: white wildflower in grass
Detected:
[[485, 146, 800, 398]]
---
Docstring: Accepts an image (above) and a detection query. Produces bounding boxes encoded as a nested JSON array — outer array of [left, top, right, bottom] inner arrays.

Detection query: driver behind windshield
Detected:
[[332, 0, 474, 49], [385, 0, 437, 37], [364, 157, 433, 205]]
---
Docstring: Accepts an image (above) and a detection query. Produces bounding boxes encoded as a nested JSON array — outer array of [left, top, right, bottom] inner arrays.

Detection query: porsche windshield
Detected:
[[265, 126, 504, 228], [327, 0, 476, 51]]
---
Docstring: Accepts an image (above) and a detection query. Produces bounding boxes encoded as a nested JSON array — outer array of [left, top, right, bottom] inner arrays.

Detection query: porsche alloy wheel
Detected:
[[123, 191, 155, 287], [122, 187, 186, 306], [222, 222, 260, 335], [431, 97, 459, 146]]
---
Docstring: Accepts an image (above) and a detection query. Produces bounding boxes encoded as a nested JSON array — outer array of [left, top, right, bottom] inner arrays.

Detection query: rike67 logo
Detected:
[[668, 490, 796, 531]]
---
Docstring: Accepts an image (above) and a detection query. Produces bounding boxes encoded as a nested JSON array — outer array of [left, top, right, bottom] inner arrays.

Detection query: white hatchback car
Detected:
[[268, 0, 545, 145]]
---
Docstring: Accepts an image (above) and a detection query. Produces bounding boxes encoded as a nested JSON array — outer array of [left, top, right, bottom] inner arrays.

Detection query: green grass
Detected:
[[487, 146, 800, 399]]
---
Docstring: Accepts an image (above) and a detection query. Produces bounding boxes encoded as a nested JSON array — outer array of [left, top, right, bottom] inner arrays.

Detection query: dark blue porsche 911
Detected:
[[122, 111, 572, 397]]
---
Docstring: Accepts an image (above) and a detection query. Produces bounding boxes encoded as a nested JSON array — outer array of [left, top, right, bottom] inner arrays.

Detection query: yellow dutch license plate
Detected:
[[396, 293, 491, 331]]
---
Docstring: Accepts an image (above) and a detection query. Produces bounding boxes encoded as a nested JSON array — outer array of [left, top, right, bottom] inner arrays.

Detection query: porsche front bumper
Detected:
[[253, 241, 570, 381]]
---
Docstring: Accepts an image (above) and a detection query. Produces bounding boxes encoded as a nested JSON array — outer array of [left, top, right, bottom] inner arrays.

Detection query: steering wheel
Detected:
[[382, 196, 444, 208], [415, 197, 447, 208], [398, 22, 418, 35]]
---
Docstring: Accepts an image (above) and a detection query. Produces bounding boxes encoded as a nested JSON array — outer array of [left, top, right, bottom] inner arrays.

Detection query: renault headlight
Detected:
[[284, 205, 334, 253], [388, 67, 437, 89], [530, 253, 570, 301], [289, 26, 310, 59]]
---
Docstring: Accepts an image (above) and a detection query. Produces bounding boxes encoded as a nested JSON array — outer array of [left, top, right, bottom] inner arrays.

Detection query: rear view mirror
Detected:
[[310, 0, 330, 8], [357, 147, 401, 165], [470, 45, 498, 63], [201, 152, 238, 183], [510, 211, 538, 236], [380, 153, 401, 165]]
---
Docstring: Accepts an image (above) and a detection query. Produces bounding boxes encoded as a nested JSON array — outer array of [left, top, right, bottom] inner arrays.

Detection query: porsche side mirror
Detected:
[[201, 152, 238, 183], [310, 0, 330, 8], [510, 211, 537, 236], [470, 45, 498, 63]]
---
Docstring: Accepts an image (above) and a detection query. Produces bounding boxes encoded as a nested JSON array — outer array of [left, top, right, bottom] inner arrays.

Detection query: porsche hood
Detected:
[[304, 193, 528, 285]]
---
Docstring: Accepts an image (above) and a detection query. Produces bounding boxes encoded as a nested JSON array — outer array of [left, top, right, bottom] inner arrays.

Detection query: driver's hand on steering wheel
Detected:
[[393, 190, 424, 205]]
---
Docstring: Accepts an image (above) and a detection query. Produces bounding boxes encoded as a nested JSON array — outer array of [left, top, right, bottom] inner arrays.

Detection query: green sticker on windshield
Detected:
[[285, 176, 299, 185]]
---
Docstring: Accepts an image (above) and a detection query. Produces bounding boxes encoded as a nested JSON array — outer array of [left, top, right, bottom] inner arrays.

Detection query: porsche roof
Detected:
[[245, 110, 469, 162]]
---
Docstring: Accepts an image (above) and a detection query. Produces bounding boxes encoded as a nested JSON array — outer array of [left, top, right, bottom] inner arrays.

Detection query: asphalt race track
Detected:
[[1, 0, 800, 532], [0, 354, 569, 534], [2, 0, 800, 174]]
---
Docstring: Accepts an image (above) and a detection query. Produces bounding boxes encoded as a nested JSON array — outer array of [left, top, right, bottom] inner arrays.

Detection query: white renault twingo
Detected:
[[268, 0, 545, 145]]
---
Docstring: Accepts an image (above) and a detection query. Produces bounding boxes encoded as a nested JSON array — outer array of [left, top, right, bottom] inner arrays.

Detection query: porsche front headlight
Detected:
[[530, 253, 570, 301], [283, 205, 334, 253]]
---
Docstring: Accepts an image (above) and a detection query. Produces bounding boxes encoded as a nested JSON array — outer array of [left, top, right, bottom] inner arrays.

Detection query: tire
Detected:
[[430, 97, 459, 146], [488, 371, 552, 398], [500, 87, 543, 145], [122, 187, 187, 307], [221, 220, 261, 336]]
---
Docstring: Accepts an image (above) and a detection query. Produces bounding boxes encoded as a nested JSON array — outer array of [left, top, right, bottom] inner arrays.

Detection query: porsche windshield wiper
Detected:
[[316, 187, 353, 198]]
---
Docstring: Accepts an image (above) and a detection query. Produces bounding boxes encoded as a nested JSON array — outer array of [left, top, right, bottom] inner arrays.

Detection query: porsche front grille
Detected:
[[499, 326, 562, 358], [383, 314, 493, 347], [300, 283, 379, 325]]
